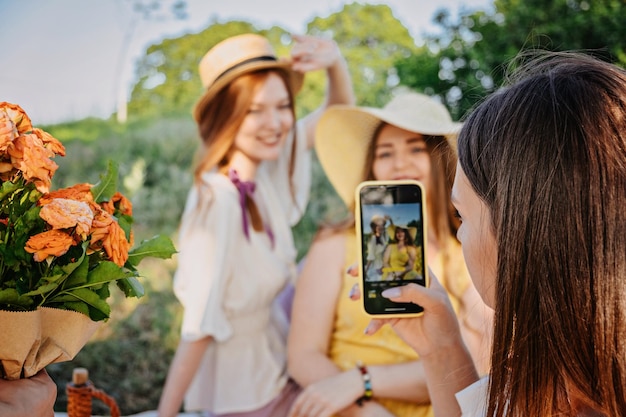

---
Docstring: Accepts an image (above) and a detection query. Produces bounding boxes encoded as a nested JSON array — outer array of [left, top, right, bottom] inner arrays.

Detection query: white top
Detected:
[[455, 376, 489, 417], [365, 235, 386, 281], [173, 121, 310, 414]]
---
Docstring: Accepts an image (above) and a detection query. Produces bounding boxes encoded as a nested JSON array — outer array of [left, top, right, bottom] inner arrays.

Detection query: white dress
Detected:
[[365, 235, 386, 281], [173, 122, 310, 414]]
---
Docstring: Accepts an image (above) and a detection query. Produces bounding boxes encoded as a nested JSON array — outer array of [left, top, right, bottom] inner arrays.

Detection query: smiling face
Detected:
[[232, 72, 294, 166], [372, 124, 432, 194], [451, 163, 498, 308]]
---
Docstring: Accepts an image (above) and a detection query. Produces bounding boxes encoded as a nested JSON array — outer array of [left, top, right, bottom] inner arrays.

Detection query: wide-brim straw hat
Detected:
[[193, 33, 305, 122], [370, 214, 387, 226], [387, 224, 418, 242], [315, 92, 461, 208]]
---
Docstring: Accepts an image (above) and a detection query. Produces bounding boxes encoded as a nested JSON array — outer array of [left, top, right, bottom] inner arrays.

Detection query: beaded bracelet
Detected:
[[355, 361, 373, 406]]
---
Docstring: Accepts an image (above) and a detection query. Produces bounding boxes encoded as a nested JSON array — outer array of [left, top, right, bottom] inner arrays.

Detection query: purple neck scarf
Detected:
[[228, 168, 274, 247]]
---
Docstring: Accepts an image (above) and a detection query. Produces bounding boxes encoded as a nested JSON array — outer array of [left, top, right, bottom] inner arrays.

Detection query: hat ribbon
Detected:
[[213, 56, 277, 86], [228, 168, 275, 247], [228, 168, 256, 241]]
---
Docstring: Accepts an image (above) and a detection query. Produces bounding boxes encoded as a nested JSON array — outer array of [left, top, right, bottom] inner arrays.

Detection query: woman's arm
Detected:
[[288, 232, 365, 410], [157, 336, 213, 417], [289, 34, 355, 149], [288, 232, 346, 385]]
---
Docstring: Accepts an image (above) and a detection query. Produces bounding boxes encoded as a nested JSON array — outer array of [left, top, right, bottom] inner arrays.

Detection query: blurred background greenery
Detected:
[[42, 0, 626, 413]]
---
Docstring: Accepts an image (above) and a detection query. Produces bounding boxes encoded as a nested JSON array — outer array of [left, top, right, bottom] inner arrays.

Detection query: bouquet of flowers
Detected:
[[0, 102, 176, 379]]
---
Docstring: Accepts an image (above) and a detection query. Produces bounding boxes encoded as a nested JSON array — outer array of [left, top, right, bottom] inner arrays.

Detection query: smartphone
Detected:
[[355, 180, 428, 317]]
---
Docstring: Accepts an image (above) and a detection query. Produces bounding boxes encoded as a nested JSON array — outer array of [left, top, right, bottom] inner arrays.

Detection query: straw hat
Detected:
[[315, 92, 461, 208], [369, 214, 387, 226], [193, 33, 305, 122], [387, 224, 418, 242]]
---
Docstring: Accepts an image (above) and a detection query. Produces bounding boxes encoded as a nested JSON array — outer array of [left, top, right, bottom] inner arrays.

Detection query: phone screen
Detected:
[[357, 181, 427, 316]]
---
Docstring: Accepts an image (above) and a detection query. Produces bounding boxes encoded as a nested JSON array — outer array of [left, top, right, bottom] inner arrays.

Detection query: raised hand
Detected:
[[290, 34, 343, 73]]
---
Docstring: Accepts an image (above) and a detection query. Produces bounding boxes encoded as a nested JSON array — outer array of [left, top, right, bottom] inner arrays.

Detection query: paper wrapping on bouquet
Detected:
[[0, 307, 101, 380]]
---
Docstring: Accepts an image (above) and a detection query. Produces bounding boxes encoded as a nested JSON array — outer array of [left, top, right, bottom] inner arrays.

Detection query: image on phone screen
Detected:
[[358, 181, 427, 316]]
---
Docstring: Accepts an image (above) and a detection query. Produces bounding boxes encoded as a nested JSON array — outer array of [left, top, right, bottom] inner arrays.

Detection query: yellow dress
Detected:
[[328, 230, 471, 417], [384, 243, 423, 280]]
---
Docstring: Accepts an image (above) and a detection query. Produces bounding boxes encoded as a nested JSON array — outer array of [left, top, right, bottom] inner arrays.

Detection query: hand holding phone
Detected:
[[355, 180, 429, 317]]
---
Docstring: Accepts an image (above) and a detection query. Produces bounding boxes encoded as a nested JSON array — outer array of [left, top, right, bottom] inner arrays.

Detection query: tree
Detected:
[[305, 2, 419, 108], [127, 3, 420, 119], [127, 20, 269, 119], [397, 0, 626, 120]]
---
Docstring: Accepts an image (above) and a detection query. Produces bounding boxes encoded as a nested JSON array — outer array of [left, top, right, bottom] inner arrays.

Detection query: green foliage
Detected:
[[0, 161, 177, 321], [52, 117, 197, 240], [43, 117, 124, 143], [397, 0, 626, 119], [127, 3, 419, 119], [306, 2, 419, 107], [128, 20, 266, 119]]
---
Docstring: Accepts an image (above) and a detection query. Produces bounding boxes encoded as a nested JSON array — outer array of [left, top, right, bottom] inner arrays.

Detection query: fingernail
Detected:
[[349, 284, 357, 299], [346, 265, 355, 274], [364, 324, 372, 335], [382, 287, 401, 298]]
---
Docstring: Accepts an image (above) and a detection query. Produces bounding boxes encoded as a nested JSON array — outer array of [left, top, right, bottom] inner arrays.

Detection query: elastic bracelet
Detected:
[[355, 361, 373, 406]]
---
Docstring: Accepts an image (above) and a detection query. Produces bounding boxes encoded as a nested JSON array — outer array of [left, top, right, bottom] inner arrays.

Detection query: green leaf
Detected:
[[62, 254, 90, 288], [86, 305, 110, 322], [57, 288, 111, 319], [117, 214, 133, 241], [0, 288, 34, 308], [0, 180, 21, 200], [127, 235, 177, 267], [91, 160, 118, 203], [22, 282, 59, 297], [86, 261, 135, 285], [59, 242, 88, 276], [40, 272, 66, 284], [60, 301, 90, 316], [116, 277, 145, 298]]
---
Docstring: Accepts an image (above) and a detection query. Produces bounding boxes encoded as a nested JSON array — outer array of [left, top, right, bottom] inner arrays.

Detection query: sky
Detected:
[[1, 0, 493, 125]]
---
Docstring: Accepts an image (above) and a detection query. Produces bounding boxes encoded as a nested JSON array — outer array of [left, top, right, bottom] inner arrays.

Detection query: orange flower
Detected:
[[101, 191, 133, 216], [33, 128, 65, 157], [0, 112, 18, 154], [39, 198, 94, 239], [87, 208, 130, 267], [88, 208, 113, 246], [38, 183, 93, 206], [0, 102, 32, 136], [8, 133, 58, 193], [103, 221, 130, 267], [0, 162, 14, 174], [24, 229, 75, 262]]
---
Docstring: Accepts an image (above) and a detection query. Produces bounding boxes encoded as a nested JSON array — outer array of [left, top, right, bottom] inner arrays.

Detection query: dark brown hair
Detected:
[[458, 51, 626, 416]]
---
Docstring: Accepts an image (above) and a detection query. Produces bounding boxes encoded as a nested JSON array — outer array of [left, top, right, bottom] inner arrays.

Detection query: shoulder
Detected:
[[191, 172, 238, 208], [180, 173, 239, 226]]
